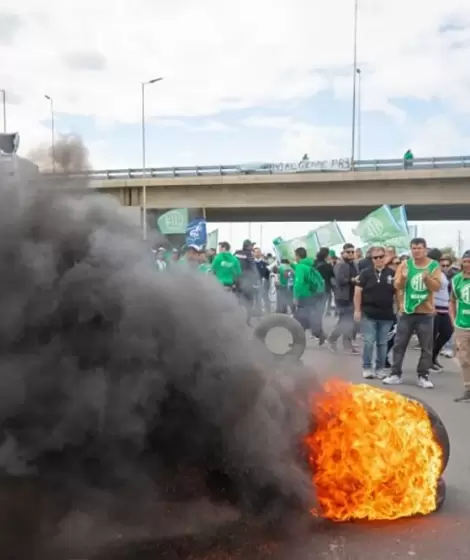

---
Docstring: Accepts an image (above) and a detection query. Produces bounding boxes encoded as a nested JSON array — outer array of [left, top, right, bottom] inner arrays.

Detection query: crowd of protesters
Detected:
[[153, 237, 470, 403]]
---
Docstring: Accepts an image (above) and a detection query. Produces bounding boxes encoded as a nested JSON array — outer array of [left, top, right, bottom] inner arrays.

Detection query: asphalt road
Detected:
[[101, 318, 470, 560]]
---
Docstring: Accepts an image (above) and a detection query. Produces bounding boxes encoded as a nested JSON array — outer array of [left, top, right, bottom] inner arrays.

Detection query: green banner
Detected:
[[305, 230, 320, 256], [272, 233, 320, 261], [353, 205, 402, 245], [157, 208, 188, 235], [390, 206, 409, 234], [207, 229, 219, 250], [314, 221, 345, 247]]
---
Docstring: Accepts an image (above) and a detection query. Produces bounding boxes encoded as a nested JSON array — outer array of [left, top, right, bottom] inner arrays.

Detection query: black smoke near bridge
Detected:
[[0, 140, 317, 559]]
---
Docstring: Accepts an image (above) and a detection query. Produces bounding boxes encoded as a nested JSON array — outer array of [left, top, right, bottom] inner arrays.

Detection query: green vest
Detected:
[[403, 259, 439, 314], [452, 272, 470, 329]]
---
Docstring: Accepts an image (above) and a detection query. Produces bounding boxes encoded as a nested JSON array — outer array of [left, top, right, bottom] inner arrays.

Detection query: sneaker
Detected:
[[346, 346, 360, 355], [382, 374, 403, 385], [430, 362, 443, 373], [442, 349, 453, 358], [417, 375, 434, 389], [362, 369, 375, 379], [374, 369, 388, 380], [454, 390, 470, 403]]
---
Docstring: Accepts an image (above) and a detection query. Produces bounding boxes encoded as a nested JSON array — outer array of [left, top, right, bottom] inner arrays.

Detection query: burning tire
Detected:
[[403, 394, 450, 474], [253, 314, 306, 361], [305, 381, 446, 522], [436, 477, 446, 512]]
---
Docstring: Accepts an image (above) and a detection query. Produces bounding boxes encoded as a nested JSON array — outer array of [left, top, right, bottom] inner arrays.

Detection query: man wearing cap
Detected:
[[450, 250, 470, 402], [154, 247, 167, 271], [184, 244, 204, 265]]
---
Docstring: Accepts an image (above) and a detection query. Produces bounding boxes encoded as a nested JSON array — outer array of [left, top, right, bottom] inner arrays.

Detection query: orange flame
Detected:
[[304, 380, 443, 522]]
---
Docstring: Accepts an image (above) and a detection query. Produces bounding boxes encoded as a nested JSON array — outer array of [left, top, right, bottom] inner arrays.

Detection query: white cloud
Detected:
[[408, 115, 470, 156], [278, 123, 350, 161], [195, 120, 231, 131], [0, 0, 469, 159], [243, 116, 349, 160], [242, 116, 294, 129], [150, 118, 187, 128]]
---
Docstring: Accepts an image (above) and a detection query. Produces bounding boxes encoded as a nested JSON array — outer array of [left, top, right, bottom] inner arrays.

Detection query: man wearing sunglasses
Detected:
[[354, 246, 395, 379], [328, 243, 359, 353]]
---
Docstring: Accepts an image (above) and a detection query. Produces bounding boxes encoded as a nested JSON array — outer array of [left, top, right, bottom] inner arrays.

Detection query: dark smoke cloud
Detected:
[[27, 133, 90, 173], [0, 138, 318, 559]]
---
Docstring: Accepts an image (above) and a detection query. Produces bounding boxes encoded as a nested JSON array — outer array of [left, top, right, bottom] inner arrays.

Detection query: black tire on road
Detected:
[[403, 394, 450, 474], [253, 313, 306, 361], [435, 477, 446, 512]]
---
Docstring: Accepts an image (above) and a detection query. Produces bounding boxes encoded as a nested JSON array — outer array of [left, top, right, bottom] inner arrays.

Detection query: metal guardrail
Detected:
[[43, 155, 470, 180]]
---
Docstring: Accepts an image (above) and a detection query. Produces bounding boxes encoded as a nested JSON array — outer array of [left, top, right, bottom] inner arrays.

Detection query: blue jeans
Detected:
[[361, 316, 394, 370]]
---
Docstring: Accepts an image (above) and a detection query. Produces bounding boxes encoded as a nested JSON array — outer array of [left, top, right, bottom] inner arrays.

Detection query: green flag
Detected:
[[305, 231, 320, 256], [384, 234, 411, 254], [272, 240, 290, 261], [390, 206, 409, 234], [157, 208, 188, 235], [207, 229, 219, 250], [314, 221, 345, 247], [353, 205, 402, 244]]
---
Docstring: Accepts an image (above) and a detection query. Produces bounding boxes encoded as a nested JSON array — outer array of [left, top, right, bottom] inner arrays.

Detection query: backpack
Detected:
[[308, 266, 325, 294]]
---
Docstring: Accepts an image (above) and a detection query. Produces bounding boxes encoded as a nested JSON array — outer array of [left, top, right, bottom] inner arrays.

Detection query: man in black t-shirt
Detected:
[[354, 245, 395, 380]]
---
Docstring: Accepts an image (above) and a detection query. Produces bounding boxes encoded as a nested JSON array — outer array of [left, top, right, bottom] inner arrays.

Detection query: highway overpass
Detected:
[[48, 156, 470, 221]]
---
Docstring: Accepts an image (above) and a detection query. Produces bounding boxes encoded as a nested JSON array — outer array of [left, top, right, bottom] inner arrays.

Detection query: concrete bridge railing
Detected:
[[41, 155, 470, 180]]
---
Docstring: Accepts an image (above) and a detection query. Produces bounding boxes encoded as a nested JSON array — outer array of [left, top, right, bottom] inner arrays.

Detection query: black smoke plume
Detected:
[[0, 139, 318, 559]]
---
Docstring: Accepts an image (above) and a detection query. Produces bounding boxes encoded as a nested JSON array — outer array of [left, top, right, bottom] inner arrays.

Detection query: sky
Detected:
[[1, 0, 470, 250]]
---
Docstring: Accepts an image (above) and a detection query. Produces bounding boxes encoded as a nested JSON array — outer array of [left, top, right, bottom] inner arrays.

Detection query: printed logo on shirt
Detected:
[[411, 273, 426, 292], [461, 283, 470, 304]]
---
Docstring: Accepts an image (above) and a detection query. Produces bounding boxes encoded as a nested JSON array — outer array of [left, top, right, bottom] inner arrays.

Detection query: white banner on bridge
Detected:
[[270, 158, 351, 173]]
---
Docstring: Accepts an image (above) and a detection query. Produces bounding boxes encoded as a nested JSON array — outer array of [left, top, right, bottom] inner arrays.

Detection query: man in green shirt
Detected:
[[198, 251, 212, 274], [404, 149, 414, 168], [211, 241, 241, 290], [293, 247, 326, 343], [450, 250, 470, 403]]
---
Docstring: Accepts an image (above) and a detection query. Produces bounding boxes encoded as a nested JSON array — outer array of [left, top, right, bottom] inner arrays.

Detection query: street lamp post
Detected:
[[44, 95, 56, 172], [350, 0, 359, 170], [141, 77, 163, 241], [0, 89, 6, 133], [357, 68, 362, 162]]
